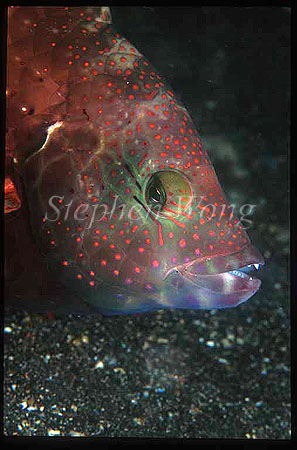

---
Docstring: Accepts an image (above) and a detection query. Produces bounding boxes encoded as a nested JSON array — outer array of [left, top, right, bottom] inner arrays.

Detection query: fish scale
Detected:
[[5, 6, 264, 314]]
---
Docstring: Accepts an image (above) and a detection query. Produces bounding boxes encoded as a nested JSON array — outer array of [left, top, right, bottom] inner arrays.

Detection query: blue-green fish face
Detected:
[[6, 7, 264, 314]]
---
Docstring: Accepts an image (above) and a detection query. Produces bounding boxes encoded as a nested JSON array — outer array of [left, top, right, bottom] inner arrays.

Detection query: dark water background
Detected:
[[4, 7, 290, 438]]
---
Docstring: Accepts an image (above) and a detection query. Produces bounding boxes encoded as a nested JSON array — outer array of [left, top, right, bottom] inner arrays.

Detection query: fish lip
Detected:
[[163, 243, 265, 309], [170, 243, 265, 278]]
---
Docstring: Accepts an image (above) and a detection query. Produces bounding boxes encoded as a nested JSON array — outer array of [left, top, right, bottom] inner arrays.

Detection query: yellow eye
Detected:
[[145, 170, 192, 216]]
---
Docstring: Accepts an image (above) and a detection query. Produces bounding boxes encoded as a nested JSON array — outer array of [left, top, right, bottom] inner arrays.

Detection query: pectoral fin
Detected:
[[4, 176, 21, 214]]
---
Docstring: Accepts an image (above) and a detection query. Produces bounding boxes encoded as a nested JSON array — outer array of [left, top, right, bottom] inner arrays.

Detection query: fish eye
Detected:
[[145, 170, 193, 215]]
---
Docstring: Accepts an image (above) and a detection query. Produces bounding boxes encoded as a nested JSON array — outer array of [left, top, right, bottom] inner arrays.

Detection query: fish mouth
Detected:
[[164, 243, 265, 309]]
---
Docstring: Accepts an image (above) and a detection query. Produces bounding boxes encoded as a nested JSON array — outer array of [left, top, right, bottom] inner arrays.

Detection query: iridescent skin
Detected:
[[6, 6, 264, 314]]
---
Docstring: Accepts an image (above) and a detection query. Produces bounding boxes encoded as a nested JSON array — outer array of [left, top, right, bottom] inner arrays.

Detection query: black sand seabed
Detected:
[[4, 7, 290, 438]]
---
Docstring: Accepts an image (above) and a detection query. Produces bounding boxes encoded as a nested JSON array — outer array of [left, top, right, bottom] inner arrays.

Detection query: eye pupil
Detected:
[[150, 186, 161, 202], [146, 175, 166, 210]]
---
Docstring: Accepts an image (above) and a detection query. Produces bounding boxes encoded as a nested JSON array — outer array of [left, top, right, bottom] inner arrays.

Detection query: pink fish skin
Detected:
[[5, 6, 264, 315]]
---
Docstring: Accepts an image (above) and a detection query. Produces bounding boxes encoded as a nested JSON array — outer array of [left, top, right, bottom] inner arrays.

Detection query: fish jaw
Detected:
[[162, 243, 264, 309]]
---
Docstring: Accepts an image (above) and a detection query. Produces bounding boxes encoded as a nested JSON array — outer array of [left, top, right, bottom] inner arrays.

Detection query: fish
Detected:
[[5, 6, 264, 315]]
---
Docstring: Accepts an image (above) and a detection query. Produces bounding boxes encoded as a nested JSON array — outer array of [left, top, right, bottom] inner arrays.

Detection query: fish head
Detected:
[[96, 87, 265, 312], [6, 6, 264, 314]]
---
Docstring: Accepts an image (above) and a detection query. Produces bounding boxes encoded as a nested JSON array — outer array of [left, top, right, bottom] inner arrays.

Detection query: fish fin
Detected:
[[4, 176, 21, 214]]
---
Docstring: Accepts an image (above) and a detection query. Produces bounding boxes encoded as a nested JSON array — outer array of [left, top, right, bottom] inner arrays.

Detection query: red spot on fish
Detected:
[[179, 239, 186, 248]]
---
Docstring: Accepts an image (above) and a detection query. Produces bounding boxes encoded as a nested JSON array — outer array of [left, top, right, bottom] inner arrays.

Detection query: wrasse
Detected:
[[5, 6, 264, 315]]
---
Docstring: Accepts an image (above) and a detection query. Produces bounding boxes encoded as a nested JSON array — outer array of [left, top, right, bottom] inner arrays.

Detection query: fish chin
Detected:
[[163, 243, 264, 309]]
